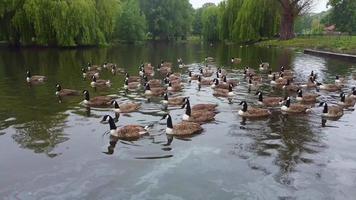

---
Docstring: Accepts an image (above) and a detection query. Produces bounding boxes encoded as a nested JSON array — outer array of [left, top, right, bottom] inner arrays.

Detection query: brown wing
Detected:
[[192, 104, 217, 112], [213, 88, 228, 97], [60, 89, 79, 96], [263, 97, 283, 107], [190, 111, 216, 123], [246, 108, 270, 117], [120, 103, 140, 113], [173, 122, 203, 136], [117, 125, 146, 140], [289, 104, 309, 113], [168, 97, 185, 105]]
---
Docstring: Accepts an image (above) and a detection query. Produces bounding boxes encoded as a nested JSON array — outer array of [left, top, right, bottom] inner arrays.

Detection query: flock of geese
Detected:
[[25, 57, 356, 143]]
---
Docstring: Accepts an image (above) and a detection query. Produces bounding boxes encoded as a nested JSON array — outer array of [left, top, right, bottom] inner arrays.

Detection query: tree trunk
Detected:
[[280, 11, 295, 40]]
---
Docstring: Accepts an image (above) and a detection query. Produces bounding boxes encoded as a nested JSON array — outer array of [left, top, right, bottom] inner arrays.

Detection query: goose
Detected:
[[159, 61, 172, 74], [111, 100, 140, 113], [259, 62, 269, 71], [268, 70, 278, 78], [281, 97, 311, 113], [335, 75, 346, 84], [167, 81, 182, 92], [296, 89, 319, 103], [87, 62, 101, 71], [350, 87, 356, 99], [161, 114, 203, 136], [144, 83, 166, 96], [244, 67, 256, 77], [316, 82, 341, 92], [55, 84, 79, 97], [213, 84, 234, 97], [231, 58, 242, 65], [90, 76, 111, 87], [283, 80, 299, 92], [197, 75, 212, 86], [300, 77, 317, 88], [101, 115, 149, 141], [161, 93, 186, 106], [319, 102, 343, 118], [278, 72, 294, 81], [125, 73, 141, 83], [177, 58, 185, 68], [217, 67, 227, 77], [255, 91, 283, 107], [270, 73, 287, 85], [82, 68, 99, 79], [82, 90, 115, 107], [143, 76, 161, 88], [124, 78, 140, 91], [238, 101, 271, 118], [184, 98, 217, 112], [280, 66, 293, 76], [205, 57, 214, 63], [188, 71, 199, 81], [221, 75, 238, 87], [26, 70, 47, 83], [211, 79, 230, 90], [181, 99, 216, 123], [199, 67, 214, 77], [337, 92, 356, 108]]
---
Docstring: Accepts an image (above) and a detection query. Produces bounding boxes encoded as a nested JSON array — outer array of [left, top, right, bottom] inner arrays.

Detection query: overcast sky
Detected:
[[189, 0, 329, 13]]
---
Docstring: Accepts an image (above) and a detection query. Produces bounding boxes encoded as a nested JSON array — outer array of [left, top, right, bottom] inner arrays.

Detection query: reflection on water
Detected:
[[1, 43, 356, 199]]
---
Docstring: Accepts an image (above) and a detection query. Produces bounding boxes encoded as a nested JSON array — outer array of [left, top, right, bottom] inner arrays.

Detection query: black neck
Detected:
[[353, 90, 356, 95], [285, 99, 291, 107], [341, 95, 345, 102], [223, 76, 227, 82], [113, 101, 119, 108], [164, 93, 168, 100], [229, 85, 232, 92], [272, 74, 276, 81], [258, 93, 263, 101], [84, 92, 89, 101], [145, 84, 151, 90], [167, 115, 173, 129], [298, 90, 303, 97], [242, 103, 248, 112], [185, 101, 191, 116], [56, 85, 61, 92], [323, 103, 328, 113], [108, 116, 117, 130]]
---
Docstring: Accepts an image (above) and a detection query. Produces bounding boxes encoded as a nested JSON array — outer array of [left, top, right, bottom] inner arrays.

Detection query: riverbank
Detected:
[[258, 36, 356, 55]]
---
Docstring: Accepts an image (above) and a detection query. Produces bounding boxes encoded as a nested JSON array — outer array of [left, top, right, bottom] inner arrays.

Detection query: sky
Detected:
[[189, 0, 329, 13]]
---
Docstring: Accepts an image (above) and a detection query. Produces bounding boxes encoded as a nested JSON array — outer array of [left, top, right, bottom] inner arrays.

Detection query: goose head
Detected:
[[319, 102, 328, 113], [83, 90, 90, 101], [352, 87, 356, 95], [284, 97, 291, 108], [161, 114, 174, 131], [91, 76, 97, 82], [340, 92, 346, 102], [255, 91, 263, 101], [111, 100, 120, 109], [101, 115, 117, 131], [239, 101, 248, 112]]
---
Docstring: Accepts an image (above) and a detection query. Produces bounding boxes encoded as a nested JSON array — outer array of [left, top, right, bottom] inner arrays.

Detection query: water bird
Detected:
[[238, 101, 271, 118], [55, 84, 79, 97], [281, 97, 311, 113], [255, 91, 283, 107], [111, 100, 141, 113], [181, 98, 216, 123], [90, 76, 111, 88], [337, 92, 356, 108], [319, 102, 343, 118], [26, 70, 47, 83], [161, 114, 203, 136], [82, 90, 115, 107], [296, 89, 319, 103]]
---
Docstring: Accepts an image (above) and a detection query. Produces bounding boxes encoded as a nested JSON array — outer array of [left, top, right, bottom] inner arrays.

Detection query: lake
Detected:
[[1, 42, 356, 200]]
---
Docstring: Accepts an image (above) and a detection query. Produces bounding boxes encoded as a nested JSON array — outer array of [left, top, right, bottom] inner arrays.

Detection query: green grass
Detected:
[[258, 36, 356, 55]]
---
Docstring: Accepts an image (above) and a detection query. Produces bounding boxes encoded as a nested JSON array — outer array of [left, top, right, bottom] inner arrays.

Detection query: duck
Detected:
[[316, 82, 341, 92], [144, 83, 166, 96], [90, 76, 111, 87], [125, 73, 141, 83], [101, 115, 149, 141], [26, 70, 47, 83], [319, 102, 343, 118], [213, 84, 234, 97], [161, 114, 203, 136], [82, 90, 115, 107], [231, 58, 242, 65], [255, 91, 283, 107], [296, 89, 319, 103], [111, 100, 140, 113], [167, 81, 182, 92], [197, 75, 212, 86], [199, 67, 214, 77], [181, 99, 216, 123], [124, 78, 140, 91], [238, 101, 271, 118], [55, 84, 79, 97], [161, 93, 186, 106], [81, 67, 99, 79], [337, 92, 356, 108], [184, 98, 217, 112], [281, 97, 311, 113]]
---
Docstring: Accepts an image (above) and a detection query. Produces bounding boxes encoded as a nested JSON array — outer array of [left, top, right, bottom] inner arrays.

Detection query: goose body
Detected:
[[82, 90, 115, 107], [231, 58, 241, 65], [162, 93, 186, 106], [101, 115, 148, 141], [91, 76, 111, 87], [144, 83, 166, 96], [182, 99, 216, 123], [26, 70, 47, 83], [167, 82, 182, 92], [188, 71, 199, 81], [162, 114, 203, 136], [200, 67, 214, 77], [337, 92, 356, 108], [125, 73, 141, 83], [55, 84, 79, 97], [317, 82, 341, 92], [124, 79, 141, 90], [270, 74, 287, 85], [256, 91, 283, 107], [111, 100, 140, 113], [198, 75, 212, 86], [283, 80, 299, 92], [213, 84, 234, 97], [319, 102, 343, 118], [238, 101, 271, 118], [259, 62, 269, 71], [82, 68, 99, 79], [281, 97, 311, 113], [296, 89, 318, 103]]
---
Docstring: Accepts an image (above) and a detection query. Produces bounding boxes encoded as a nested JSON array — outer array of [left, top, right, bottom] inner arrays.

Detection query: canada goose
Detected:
[[268, 70, 278, 78], [337, 92, 356, 108], [165, 73, 182, 85], [244, 67, 256, 77], [188, 71, 199, 81], [335, 75, 346, 85], [217, 67, 227, 77], [316, 82, 341, 92], [283, 80, 299, 92], [181, 99, 216, 123], [82, 68, 99, 79], [197, 75, 212, 86], [270, 73, 287, 85], [231, 58, 242, 65], [82, 90, 115, 107], [205, 57, 214, 63], [161, 93, 186, 106], [26, 70, 47, 83], [213, 84, 234, 97], [161, 114, 203, 136], [143, 76, 161, 88], [55, 84, 79, 97], [167, 81, 182, 92], [177, 58, 184, 68], [281, 97, 311, 113], [279, 72, 294, 81], [124, 78, 140, 91], [101, 115, 149, 141], [144, 83, 166, 96], [90, 76, 111, 87], [255, 91, 283, 107], [249, 74, 263, 82], [350, 87, 356, 99], [280, 66, 293, 76], [211, 79, 230, 90], [319, 102, 343, 118], [221, 75, 238, 87], [183, 98, 218, 112], [199, 67, 214, 77], [125, 73, 141, 83], [87, 62, 101, 71], [259, 62, 269, 71], [296, 89, 319, 103], [300, 77, 317, 88], [111, 100, 140, 113], [159, 61, 172, 74], [238, 101, 271, 118]]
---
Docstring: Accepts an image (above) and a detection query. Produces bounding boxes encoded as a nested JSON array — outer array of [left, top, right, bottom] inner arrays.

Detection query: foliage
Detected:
[[327, 0, 356, 34], [115, 0, 147, 42], [201, 5, 220, 41], [138, 0, 193, 40], [192, 8, 203, 36]]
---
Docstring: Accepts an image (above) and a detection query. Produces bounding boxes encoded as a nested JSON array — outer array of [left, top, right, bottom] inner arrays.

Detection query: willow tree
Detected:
[[201, 5, 220, 41], [277, 0, 313, 40], [218, 0, 244, 41]]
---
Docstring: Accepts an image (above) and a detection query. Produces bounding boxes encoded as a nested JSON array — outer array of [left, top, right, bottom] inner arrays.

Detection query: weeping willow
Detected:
[[0, 0, 120, 46]]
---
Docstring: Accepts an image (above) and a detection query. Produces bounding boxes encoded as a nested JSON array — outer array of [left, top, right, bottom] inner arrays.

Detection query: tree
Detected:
[[277, 0, 314, 40], [115, 0, 147, 42], [327, 0, 356, 34], [192, 8, 203, 36], [201, 5, 219, 41]]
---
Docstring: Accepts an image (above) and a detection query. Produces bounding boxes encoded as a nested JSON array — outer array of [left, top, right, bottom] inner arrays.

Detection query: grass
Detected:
[[258, 35, 356, 55]]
